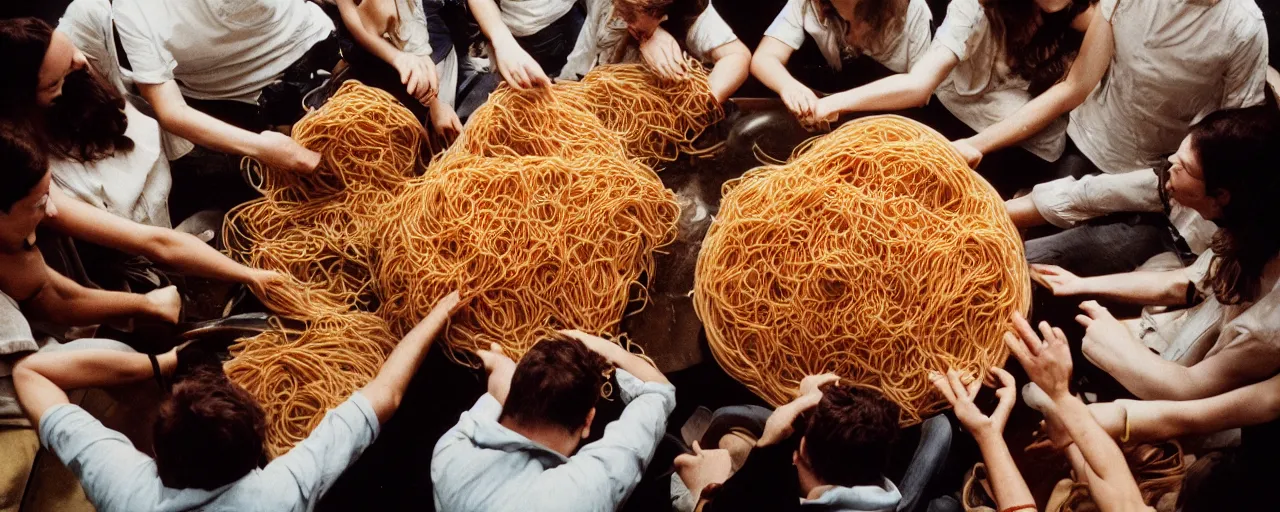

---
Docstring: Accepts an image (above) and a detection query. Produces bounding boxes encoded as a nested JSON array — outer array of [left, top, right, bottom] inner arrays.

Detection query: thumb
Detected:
[[691, 440, 703, 456]]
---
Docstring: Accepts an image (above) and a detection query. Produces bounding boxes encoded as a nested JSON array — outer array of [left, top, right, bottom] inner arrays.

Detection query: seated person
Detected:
[[335, 0, 463, 141], [431, 330, 675, 511], [468, 0, 586, 88], [750, 0, 933, 124], [683, 376, 933, 511], [1027, 111, 1280, 400], [10, 291, 460, 512], [1009, 102, 1277, 276], [804, 0, 1096, 194], [0, 128, 281, 331], [559, 0, 751, 103], [110, 0, 341, 173]]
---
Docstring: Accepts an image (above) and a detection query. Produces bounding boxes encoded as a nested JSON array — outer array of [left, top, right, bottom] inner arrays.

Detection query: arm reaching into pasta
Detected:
[[814, 46, 959, 121], [751, 36, 818, 121], [361, 291, 462, 423], [468, 0, 551, 89], [932, 367, 1033, 511], [336, 0, 438, 104], [1032, 264, 1191, 306]]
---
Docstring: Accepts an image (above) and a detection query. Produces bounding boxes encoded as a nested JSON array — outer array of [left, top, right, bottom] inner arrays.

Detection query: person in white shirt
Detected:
[[336, 0, 464, 142], [110, 0, 343, 174], [749, 0, 932, 124], [950, 0, 1269, 175], [560, 0, 751, 102], [801, 0, 1096, 195], [469, 0, 586, 89]]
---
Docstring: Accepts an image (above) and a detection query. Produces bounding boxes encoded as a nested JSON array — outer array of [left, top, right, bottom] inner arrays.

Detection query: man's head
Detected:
[[153, 363, 268, 490], [796, 383, 900, 488], [500, 333, 612, 445], [614, 0, 675, 40], [0, 127, 55, 251]]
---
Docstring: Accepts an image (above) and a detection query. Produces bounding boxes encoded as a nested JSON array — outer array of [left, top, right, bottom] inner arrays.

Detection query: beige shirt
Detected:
[[762, 0, 932, 74], [1158, 252, 1280, 368], [560, 1, 739, 80]]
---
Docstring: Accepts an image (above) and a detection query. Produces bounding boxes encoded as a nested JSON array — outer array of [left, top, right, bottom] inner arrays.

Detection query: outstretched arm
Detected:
[[361, 291, 462, 423], [559, 330, 668, 384], [468, 0, 550, 89], [27, 268, 179, 327], [932, 367, 1033, 511], [1032, 264, 1190, 306], [706, 40, 751, 103], [815, 45, 959, 120], [14, 347, 178, 424], [336, 0, 437, 104], [751, 36, 817, 120], [1088, 372, 1280, 444]]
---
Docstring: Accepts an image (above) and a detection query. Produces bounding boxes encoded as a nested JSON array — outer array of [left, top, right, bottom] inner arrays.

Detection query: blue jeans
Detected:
[[513, 4, 585, 77], [1025, 212, 1185, 277], [697, 406, 954, 512]]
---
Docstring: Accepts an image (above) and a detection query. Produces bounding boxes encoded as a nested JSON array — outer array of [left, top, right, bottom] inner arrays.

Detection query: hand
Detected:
[[256, 131, 321, 173], [674, 441, 733, 500], [1032, 264, 1088, 296], [428, 290, 464, 320], [811, 96, 839, 126], [797, 373, 840, 398], [392, 52, 439, 105], [493, 40, 551, 89], [758, 391, 822, 446], [247, 269, 286, 291], [952, 138, 983, 168], [780, 82, 819, 121], [932, 367, 1017, 439], [429, 100, 463, 145], [1076, 301, 1139, 371], [476, 342, 516, 376], [639, 27, 688, 82], [1004, 312, 1073, 400], [145, 286, 182, 324]]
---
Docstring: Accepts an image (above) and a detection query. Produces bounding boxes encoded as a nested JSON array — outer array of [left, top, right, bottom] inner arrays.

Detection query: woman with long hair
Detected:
[[749, 0, 933, 124], [559, 0, 751, 103]]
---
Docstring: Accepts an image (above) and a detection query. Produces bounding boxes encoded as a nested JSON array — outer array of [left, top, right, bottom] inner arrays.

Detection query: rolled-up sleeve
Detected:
[[1030, 171, 1163, 229]]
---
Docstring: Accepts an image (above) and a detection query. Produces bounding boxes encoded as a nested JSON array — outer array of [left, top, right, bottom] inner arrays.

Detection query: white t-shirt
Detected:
[[58, 0, 194, 160], [560, 1, 739, 80], [1067, 0, 1269, 174], [932, 0, 1066, 161], [499, 0, 577, 37], [112, 0, 336, 103], [51, 103, 174, 229], [762, 0, 932, 74]]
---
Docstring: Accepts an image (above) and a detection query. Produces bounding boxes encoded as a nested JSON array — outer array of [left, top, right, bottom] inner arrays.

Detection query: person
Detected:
[[430, 330, 676, 511], [468, 0, 585, 89], [1009, 102, 1277, 276], [930, 366, 1034, 512], [0, 128, 280, 332], [683, 376, 919, 511], [10, 290, 460, 512], [335, 0, 464, 142], [559, 0, 751, 103], [1027, 108, 1280, 401], [1005, 313, 1154, 511], [949, 0, 1268, 177], [109, 0, 342, 173], [804, 0, 1096, 193], [749, 0, 933, 125]]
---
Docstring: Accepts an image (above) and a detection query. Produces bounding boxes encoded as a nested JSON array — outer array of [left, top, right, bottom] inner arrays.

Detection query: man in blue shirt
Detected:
[[12, 291, 462, 512], [431, 329, 676, 512]]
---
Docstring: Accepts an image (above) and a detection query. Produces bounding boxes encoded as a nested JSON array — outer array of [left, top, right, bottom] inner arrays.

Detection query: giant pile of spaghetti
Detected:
[[693, 116, 1030, 425], [224, 64, 720, 455]]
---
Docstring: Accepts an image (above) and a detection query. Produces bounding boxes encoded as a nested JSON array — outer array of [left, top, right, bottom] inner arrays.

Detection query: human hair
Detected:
[[0, 124, 50, 213], [1189, 100, 1280, 305], [0, 17, 132, 163], [801, 383, 900, 487], [153, 365, 268, 490], [980, 0, 1094, 95], [499, 333, 612, 431], [804, 0, 908, 57], [613, 0, 709, 56]]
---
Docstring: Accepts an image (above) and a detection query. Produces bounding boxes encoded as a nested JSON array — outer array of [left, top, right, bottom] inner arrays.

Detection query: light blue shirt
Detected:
[[431, 369, 677, 512], [39, 391, 380, 512]]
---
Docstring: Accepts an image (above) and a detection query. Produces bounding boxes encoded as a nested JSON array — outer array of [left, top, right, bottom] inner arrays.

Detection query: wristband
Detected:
[[1121, 404, 1131, 443], [148, 353, 168, 392], [1000, 505, 1036, 512]]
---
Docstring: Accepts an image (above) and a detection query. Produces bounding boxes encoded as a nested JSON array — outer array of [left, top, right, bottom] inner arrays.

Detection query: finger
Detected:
[[989, 367, 1016, 389], [1075, 314, 1094, 328], [1079, 300, 1108, 318], [930, 371, 958, 404], [1011, 312, 1044, 353], [673, 453, 695, 468], [1038, 321, 1057, 346], [1003, 331, 1031, 362], [990, 371, 1017, 422], [946, 369, 969, 401], [499, 66, 521, 90], [400, 65, 411, 85], [1053, 327, 1067, 344], [965, 377, 982, 399], [691, 440, 703, 455]]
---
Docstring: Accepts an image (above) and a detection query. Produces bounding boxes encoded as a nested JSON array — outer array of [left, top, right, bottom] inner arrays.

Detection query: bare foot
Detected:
[[145, 286, 182, 324]]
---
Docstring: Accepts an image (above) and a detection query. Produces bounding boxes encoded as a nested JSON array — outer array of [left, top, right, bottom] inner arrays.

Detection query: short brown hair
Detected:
[[802, 383, 900, 487], [153, 367, 267, 490], [500, 333, 612, 431]]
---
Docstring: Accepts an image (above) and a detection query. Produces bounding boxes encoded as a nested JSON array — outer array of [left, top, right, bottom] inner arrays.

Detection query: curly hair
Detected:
[[981, 0, 1094, 95]]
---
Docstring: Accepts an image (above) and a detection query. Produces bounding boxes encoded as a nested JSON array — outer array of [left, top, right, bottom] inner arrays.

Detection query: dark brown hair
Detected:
[[0, 17, 133, 163], [1189, 99, 1280, 305], [802, 383, 900, 487], [806, 0, 908, 56], [981, 0, 1094, 95], [0, 124, 50, 213], [153, 366, 268, 490], [500, 333, 612, 431]]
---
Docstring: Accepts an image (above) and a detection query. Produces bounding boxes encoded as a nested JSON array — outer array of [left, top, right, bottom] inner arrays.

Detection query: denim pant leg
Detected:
[[897, 415, 953, 512], [1024, 213, 1178, 277], [512, 4, 586, 77]]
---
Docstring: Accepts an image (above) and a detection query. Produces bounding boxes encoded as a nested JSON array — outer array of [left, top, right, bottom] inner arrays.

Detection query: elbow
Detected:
[[141, 229, 185, 266], [904, 87, 932, 108], [749, 53, 777, 80]]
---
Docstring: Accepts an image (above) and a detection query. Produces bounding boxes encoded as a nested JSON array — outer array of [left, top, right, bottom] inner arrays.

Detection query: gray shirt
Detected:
[[40, 391, 379, 512], [431, 369, 677, 512]]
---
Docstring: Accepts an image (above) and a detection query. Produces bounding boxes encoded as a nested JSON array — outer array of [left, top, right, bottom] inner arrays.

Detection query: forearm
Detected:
[[824, 74, 933, 114], [600, 344, 667, 384], [968, 85, 1078, 155], [144, 229, 259, 284], [1077, 270, 1189, 306], [362, 308, 449, 422], [707, 48, 750, 103], [16, 349, 173, 390], [1050, 395, 1139, 485], [338, 0, 402, 65], [468, 0, 518, 47], [974, 432, 1035, 509], [750, 52, 801, 95], [36, 280, 157, 326], [1119, 374, 1280, 442], [1092, 346, 1200, 401]]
